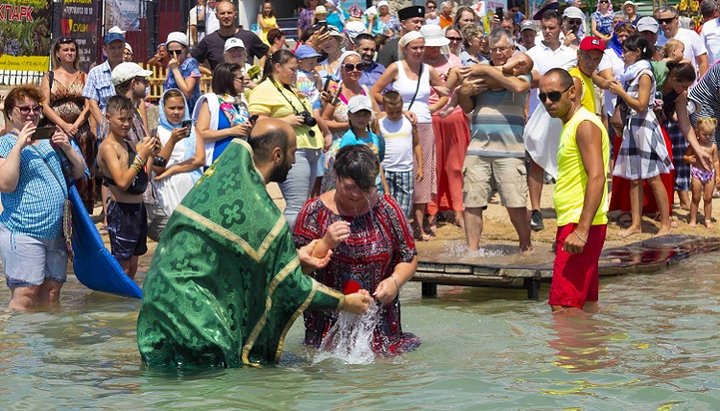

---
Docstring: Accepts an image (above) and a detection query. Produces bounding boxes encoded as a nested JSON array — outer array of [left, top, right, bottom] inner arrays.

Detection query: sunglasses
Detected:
[[538, 85, 572, 103], [599, 0, 609, 3], [447, 36, 463, 42], [57, 36, 75, 44], [168, 49, 184, 55], [344, 63, 363, 72], [16, 105, 42, 115], [657, 17, 676, 25]]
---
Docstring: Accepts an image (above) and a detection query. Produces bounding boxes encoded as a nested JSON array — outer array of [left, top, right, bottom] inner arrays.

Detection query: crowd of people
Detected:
[[5, 0, 720, 365]]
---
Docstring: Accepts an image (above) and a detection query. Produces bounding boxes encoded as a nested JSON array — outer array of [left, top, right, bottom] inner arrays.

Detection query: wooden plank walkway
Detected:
[[413, 235, 720, 299]]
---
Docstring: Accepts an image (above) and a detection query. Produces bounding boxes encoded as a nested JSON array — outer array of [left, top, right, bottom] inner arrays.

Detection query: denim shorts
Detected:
[[0, 224, 68, 288]]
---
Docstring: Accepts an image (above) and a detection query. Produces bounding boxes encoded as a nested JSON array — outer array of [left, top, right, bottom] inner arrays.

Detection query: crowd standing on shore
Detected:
[[3, 0, 720, 364]]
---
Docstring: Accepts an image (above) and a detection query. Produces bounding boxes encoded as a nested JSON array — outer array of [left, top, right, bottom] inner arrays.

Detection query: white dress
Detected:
[[155, 127, 198, 216]]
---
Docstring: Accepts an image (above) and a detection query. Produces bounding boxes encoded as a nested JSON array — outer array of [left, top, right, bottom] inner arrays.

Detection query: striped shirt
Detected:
[[467, 72, 530, 158], [82, 60, 116, 112], [688, 63, 720, 142], [0, 134, 71, 238]]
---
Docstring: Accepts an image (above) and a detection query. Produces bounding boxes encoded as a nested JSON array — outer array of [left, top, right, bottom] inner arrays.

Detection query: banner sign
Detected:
[[105, 0, 140, 32], [60, 0, 98, 73], [0, 0, 52, 72]]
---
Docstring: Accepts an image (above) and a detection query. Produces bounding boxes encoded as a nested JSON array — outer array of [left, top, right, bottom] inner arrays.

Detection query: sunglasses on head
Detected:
[[57, 37, 75, 45], [344, 63, 363, 72], [538, 85, 572, 103], [658, 17, 676, 25]]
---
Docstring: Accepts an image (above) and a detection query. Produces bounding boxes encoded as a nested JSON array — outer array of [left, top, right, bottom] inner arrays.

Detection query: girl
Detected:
[[609, 34, 674, 237], [684, 117, 720, 227], [257, 1, 278, 46]]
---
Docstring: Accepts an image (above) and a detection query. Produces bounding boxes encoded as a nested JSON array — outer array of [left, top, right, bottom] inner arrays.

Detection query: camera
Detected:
[[301, 111, 317, 127]]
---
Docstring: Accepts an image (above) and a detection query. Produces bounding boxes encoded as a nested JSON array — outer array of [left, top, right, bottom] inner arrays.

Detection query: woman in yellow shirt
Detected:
[[257, 1, 278, 45]]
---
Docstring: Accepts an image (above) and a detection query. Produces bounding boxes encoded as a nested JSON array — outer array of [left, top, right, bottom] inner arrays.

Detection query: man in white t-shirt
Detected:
[[524, 9, 578, 231], [700, 0, 720, 64], [656, 6, 709, 76]]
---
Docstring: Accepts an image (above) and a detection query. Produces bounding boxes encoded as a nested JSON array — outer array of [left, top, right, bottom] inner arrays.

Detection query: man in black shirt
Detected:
[[376, 6, 425, 67], [191, 0, 268, 70]]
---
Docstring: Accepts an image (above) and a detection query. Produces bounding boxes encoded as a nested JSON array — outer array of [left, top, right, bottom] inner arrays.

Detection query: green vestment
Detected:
[[136, 139, 344, 367]]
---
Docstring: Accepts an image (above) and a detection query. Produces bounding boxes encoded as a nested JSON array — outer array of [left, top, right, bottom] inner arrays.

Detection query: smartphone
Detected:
[[31, 126, 56, 141], [323, 77, 332, 92], [496, 6, 504, 21], [181, 119, 192, 129], [314, 21, 328, 31]]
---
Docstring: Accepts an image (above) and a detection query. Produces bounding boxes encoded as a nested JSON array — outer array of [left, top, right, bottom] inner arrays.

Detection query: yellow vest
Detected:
[[553, 107, 609, 226], [568, 66, 598, 115]]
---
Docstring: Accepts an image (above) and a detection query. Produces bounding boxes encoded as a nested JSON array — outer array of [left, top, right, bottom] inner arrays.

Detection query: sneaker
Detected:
[[530, 209, 544, 231]]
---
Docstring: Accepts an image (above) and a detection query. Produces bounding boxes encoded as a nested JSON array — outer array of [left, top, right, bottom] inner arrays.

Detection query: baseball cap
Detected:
[[108, 26, 126, 35], [166, 31, 189, 48], [562, 6, 585, 20], [580, 36, 605, 52], [111, 62, 153, 85], [294, 45, 322, 59], [104, 32, 125, 45], [637, 16, 659, 33], [520, 20, 537, 32], [347, 95, 373, 114], [224, 37, 245, 52]]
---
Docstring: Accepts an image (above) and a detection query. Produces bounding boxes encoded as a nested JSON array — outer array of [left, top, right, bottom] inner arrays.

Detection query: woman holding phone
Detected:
[[0, 85, 86, 311]]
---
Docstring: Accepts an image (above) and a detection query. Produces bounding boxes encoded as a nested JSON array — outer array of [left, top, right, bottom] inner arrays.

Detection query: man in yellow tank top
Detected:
[[568, 36, 606, 115], [540, 68, 610, 314]]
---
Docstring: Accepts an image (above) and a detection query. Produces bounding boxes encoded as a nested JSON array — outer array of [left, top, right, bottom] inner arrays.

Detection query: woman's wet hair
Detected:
[[212, 62, 242, 95], [3, 84, 44, 119], [334, 144, 379, 190], [623, 34, 653, 60], [262, 49, 297, 82], [667, 61, 696, 83]]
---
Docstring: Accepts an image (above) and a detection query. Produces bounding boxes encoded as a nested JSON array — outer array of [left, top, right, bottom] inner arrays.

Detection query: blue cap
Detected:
[[104, 32, 125, 45], [294, 45, 322, 60]]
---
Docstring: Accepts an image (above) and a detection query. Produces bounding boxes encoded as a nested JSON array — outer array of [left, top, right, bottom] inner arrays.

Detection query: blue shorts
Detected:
[[107, 201, 148, 262], [0, 224, 68, 288]]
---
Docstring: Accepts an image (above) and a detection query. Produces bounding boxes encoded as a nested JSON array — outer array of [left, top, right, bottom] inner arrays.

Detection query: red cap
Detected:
[[580, 36, 605, 52]]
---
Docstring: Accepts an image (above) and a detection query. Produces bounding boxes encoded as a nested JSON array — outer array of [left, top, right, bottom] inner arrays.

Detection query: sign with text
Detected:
[[60, 0, 98, 72], [0, 0, 52, 72]]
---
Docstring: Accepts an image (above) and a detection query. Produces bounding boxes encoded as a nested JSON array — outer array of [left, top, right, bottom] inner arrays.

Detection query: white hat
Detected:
[[637, 16, 659, 33], [399, 30, 424, 47], [377, 0, 389, 8], [315, 5, 328, 14], [124, 43, 133, 54], [562, 6, 585, 20], [111, 62, 153, 85], [420, 24, 450, 47], [345, 20, 367, 40], [623, 0, 637, 7], [347, 95, 373, 114], [224, 37, 245, 52], [364, 5, 378, 16], [166, 31, 189, 48], [108, 26, 126, 35]]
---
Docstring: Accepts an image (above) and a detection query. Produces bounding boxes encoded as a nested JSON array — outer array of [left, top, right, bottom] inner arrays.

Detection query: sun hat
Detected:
[[347, 95, 373, 114], [315, 5, 328, 14], [345, 20, 367, 41], [377, 0, 389, 8], [420, 24, 450, 47], [294, 45, 322, 59], [562, 6, 585, 20], [166, 31, 189, 48], [623, 0, 637, 7], [224, 37, 245, 52], [111, 62, 153, 85]]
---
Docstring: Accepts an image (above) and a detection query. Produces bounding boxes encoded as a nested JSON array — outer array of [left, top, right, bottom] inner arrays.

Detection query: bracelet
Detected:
[[390, 274, 400, 292], [573, 231, 588, 244], [135, 154, 145, 166]]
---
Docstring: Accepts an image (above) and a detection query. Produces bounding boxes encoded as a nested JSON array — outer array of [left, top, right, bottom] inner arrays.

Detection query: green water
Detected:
[[2, 253, 720, 410]]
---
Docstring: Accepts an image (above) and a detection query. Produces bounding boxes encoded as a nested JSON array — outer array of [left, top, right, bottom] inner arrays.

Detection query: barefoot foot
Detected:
[[619, 225, 642, 238]]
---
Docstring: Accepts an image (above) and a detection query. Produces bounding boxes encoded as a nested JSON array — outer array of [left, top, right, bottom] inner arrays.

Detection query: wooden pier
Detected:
[[412, 235, 720, 300]]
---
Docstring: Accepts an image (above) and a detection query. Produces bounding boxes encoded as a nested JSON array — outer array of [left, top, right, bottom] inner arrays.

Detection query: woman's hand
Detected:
[[284, 114, 306, 127], [342, 290, 373, 314], [155, 166, 177, 181], [373, 275, 399, 305], [229, 123, 252, 137], [170, 126, 190, 142], [15, 122, 36, 150], [50, 127, 73, 152], [608, 80, 624, 95], [403, 111, 417, 125], [60, 121, 78, 137], [168, 57, 180, 71], [323, 220, 351, 248]]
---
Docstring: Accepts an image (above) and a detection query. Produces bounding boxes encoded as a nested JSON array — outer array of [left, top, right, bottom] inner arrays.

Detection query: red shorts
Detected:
[[548, 224, 607, 309]]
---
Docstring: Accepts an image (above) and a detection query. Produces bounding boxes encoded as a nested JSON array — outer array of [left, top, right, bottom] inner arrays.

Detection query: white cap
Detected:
[[124, 43, 133, 54], [623, 0, 637, 6], [166, 31, 189, 48], [420, 24, 450, 47], [345, 20, 367, 40], [224, 37, 245, 52], [562, 6, 585, 20], [108, 26, 126, 35], [637, 16, 659, 33], [377, 0, 389, 8], [347, 95, 373, 114], [111, 62, 153, 85]]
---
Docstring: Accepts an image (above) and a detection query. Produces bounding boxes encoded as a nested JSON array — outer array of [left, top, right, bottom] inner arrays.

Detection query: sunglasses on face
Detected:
[[538, 85, 572, 103], [657, 17, 676, 25], [567, 19, 582, 25], [344, 63, 363, 72], [599, 0, 609, 3], [168, 49, 184, 55], [16, 105, 42, 115], [447, 36, 463, 42]]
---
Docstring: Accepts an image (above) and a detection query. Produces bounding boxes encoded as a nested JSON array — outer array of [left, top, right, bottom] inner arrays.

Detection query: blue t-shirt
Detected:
[[164, 57, 202, 113], [339, 129, 385, 162], [0, 135, 81, 238]]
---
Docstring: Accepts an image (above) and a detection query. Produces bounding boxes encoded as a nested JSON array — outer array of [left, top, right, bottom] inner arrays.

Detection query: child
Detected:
[[378, 91, 423, 219], [97, 95, 157, 279], [662, 39, 687, 64], [683, 117, 720, 227]]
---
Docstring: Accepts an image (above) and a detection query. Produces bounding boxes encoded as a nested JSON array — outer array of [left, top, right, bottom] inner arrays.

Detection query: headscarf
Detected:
[[399, 30, 424, 48], [158, 88, 202, 182], [335, 50, 362, 79], [595, 0, 613, 14]]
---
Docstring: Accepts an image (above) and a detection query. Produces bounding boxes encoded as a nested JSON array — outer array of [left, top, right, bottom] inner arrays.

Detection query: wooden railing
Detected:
[[140, 63, 213, 102]]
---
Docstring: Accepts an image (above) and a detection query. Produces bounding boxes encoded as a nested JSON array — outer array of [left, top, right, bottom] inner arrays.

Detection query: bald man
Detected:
[[137, 119, 373, 368]]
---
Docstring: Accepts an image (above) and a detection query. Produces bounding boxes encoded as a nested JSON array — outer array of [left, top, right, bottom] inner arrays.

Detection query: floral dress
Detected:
[[293, 195, 421, 355]]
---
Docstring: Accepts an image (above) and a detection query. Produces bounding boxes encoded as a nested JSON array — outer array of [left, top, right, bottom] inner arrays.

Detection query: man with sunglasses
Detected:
[[539, 68, 609, 314], [354, 33, 385, 89], [561, 6, 586, 48], [524, 9, 578, 231], [82, 31, 126, 133], [655, 6, 709, 76], [568, 37, 605, 115]]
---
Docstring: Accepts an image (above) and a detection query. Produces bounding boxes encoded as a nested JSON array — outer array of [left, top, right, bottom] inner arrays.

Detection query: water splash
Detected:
[[313, 302, 380, 365]]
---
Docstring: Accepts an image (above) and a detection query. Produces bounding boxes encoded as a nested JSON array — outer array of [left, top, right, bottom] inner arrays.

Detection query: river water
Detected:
[[1, 251, 720, 409]]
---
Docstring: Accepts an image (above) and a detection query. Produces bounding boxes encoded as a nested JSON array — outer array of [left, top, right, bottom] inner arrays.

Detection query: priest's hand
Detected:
[[298, 239, 333, 274], [341, 290, 373, 314]]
